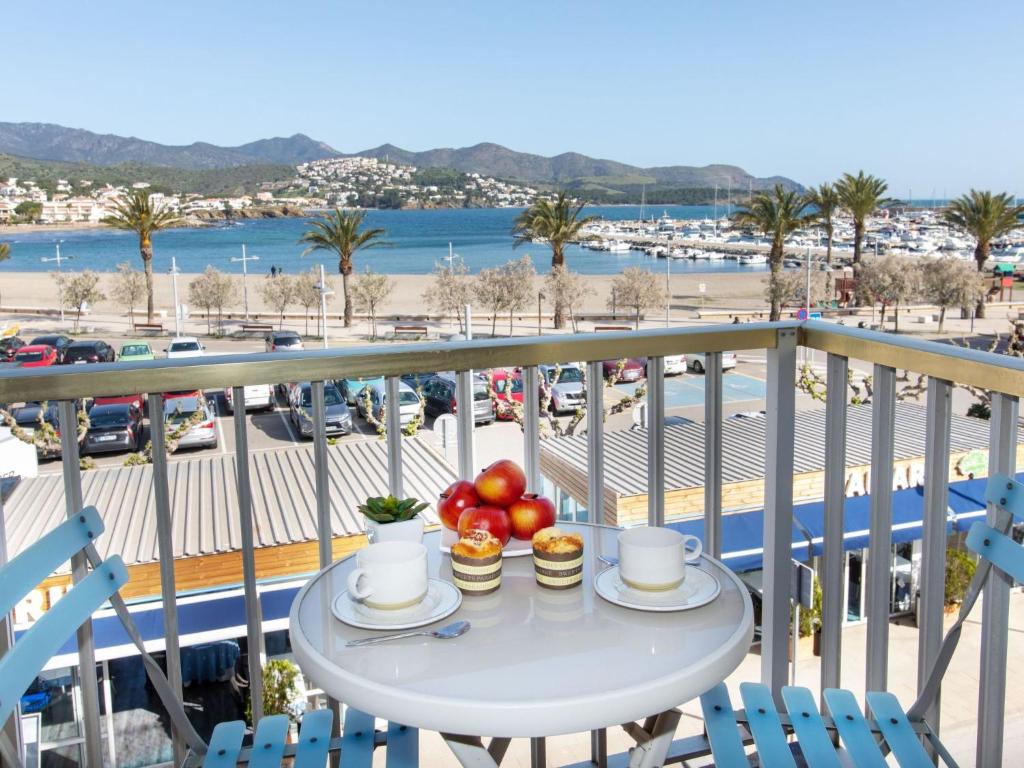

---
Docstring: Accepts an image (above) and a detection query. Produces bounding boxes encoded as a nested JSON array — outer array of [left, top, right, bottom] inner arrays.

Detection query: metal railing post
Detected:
[[232, 387, 264, 723], [820, 354, 848, 702], [523, 366, 541, 493], [57, 400, 103, 768], [385, 376, 404, 498], [312, 381, 332, 568], [762, 329, 796, 696], [977, 392, 1018, 767], [866, 364, 896, 696], [918, 377, 952, 735], [456, 369, 475, 479], [704, 352, 723, 557], [148, 393, 186, 765], [647, 356, 665, 527], [586, 361, 605, 524]]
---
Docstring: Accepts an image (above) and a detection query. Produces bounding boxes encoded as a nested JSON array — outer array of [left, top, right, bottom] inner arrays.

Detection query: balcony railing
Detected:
[[0, 318, 1021, 767]]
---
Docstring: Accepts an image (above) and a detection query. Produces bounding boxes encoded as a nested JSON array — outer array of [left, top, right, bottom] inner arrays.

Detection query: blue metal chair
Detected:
[[0, 507, 419, 767], [697, 473, 1024, 767]]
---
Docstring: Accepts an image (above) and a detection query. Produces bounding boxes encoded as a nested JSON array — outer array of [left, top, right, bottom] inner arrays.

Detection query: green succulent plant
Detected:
[[358, 495, 428, 524]]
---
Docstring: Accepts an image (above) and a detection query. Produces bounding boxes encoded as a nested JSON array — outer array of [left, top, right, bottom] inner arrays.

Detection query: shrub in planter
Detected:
[[945, 547, 976, 608], [247, 658, 307, 725]]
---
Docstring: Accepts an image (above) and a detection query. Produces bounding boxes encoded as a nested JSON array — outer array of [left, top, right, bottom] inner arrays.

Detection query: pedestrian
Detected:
[[270, 265, 278, 278]]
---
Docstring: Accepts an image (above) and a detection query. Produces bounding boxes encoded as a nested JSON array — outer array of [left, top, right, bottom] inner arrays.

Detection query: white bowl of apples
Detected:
[[438, 459, 557, 558]]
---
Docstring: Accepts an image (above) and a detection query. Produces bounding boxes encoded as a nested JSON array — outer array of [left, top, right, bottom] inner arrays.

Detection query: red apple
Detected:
[[474, 459, 527, 507], [507, 494, 557, 540], [458, 506, 512, 545], [438, 480, 480, 531]]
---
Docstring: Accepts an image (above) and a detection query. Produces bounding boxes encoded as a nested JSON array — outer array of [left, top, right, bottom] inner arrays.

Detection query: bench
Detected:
[[593, 325, 633, 333], [133, 322, 164, 335], [240, 323, 274, 336], [392, 325, 429, 339]]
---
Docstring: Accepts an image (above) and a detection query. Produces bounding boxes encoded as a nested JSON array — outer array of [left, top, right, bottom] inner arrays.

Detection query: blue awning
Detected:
[[668, 473, 1019, 573]]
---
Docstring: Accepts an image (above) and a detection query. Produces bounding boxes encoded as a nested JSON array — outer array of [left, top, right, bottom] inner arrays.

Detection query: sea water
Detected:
[[0, 205, 768, 276]]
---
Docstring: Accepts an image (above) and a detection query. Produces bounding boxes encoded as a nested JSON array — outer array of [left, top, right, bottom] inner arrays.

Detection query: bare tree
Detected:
[[259, 274, 296, 330], [544, 265, 594, 332], [351, 267, 393, 339], [294, 269, 320, 336], [608, 267, 666, 329], [920, 256, 985, 332], [58, 271, 104, 332], [423, 261, 471, 332], [768, 269, 829, 312], [857, 255, 921, 332], [109, 262, 147, 327], [500, 255, 536, 335], [208, 269, 238, 334], [188, 267, 218, 334], [474, 266, 505, 336]]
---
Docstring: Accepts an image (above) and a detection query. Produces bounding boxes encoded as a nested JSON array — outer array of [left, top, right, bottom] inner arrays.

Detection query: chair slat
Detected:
[[248, 714, 289, 768], [0, 556, 126, 727], [781, 686, 842, 768], [985, 474, 1024, 521], [0, 506, 104, 619], [385, 721, 419, 768], [966, 523, 1024, 583], [823, 689, 887, 768], [739, 683, 797, 768], [202, 720, 246, 768], [698, 683, 749, 767], [294, 709, 333, 768], [866, 692, 933, 768], [341, 707, 376, 768]]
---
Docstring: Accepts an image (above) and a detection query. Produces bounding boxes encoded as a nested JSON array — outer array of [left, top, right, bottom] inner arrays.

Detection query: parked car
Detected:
[[289, 382, 352, 437], [421, 373, 494, 425], [338, 376, 385, 406], [601, 357, 645, 383], [83, 403, 144, 454], [400, 372, 436, 391], [11, 400, 83, 458], [165, 337, 205, 359], [13, 345, 58, 368], [688, 351, 738, 373], [65, 340, 116, 364], [225, 384, 275, 413], [488, 368, 523, 420], [356, 381, 422, 427], [1, 336, 25, 362], [664, 354, 687, 376], [163, 394, 217, 450], [539, 364, 586, 414], [265, 330, 304, 352], [118, 342, 155, 362], [92, 393, 146, 411], [30, 334, 72, 363]]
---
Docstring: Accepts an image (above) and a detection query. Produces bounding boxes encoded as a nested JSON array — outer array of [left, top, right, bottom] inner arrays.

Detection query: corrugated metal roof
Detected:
[[2, 437, 453, 568], [540, 403, 1015, 498]]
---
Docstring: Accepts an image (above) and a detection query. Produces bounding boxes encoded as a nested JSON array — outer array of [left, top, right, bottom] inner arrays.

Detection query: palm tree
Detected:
[[299, 209, 389, 327], [101, 190, 180, 323], [511, 192, 597, 328], [804, 183, 840, 264], [834, 171, 893, 263], [733, 184, 811, 321], [943, 190, 1024, 318]]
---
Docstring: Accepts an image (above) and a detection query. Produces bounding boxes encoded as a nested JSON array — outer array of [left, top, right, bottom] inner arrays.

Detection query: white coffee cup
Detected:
[[346, 541, 428, 610], [617, 527, 702, 591]]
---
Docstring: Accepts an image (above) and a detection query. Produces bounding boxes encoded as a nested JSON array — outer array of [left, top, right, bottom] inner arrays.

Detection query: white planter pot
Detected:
[[365, 517, 424, 544]]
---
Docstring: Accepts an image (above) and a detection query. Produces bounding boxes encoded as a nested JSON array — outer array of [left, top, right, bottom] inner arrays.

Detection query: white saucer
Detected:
[[332, 578, 462, 630], [439, 528, 533, 558], [594, 564, 721, 612]]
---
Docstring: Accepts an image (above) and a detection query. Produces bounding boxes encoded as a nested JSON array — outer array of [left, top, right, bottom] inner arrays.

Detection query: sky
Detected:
[[4, 0, 1023, 196]]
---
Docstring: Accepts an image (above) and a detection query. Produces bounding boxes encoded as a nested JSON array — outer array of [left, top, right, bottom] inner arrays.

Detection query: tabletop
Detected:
[[289, 523, 753, 738]]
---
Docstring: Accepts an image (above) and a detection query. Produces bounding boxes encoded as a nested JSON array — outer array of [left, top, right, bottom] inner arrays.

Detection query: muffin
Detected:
[[450, 530, 503, 595], [532, 527, 585, 589]]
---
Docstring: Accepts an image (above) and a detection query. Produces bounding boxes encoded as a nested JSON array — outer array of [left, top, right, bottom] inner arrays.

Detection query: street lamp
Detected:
[[537, 291, 545, 335], [314, 264, 334, 349], [169, 257, 182, 337], [41, 242, 71, 323], [231, 244, 260, 320]]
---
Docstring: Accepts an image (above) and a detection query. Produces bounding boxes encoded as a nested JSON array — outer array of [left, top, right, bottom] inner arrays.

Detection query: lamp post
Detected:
[[169, 257, 182, 337], [665, 255, 671, 327], [537, 292, 545, 335], [315, 264, 334, 349], [231, 244, 260, 320], [41, 242, 71, 323]]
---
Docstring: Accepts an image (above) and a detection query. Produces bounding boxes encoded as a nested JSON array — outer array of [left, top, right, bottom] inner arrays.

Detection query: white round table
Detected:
[[289, 524, 753, 742]]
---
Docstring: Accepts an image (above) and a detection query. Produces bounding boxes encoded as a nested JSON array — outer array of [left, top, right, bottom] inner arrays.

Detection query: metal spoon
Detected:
[[597, 554, 619, 566], [345, 620, 471, 647]]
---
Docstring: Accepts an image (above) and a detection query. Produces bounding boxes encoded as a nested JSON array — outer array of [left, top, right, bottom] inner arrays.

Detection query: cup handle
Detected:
[[347, 568, 373, 601], [683, 536, 703, 563]]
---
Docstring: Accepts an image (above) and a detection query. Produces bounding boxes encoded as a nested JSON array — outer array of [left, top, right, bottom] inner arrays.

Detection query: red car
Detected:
[[13, 345, 58, 368], [92, 393, 146, 411], [488, 369, 524, 420], [601, 357, 646, 383]]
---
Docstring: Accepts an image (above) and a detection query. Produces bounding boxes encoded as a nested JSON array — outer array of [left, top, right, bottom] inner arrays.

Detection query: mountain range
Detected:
[[0, 121, 800, 194]]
